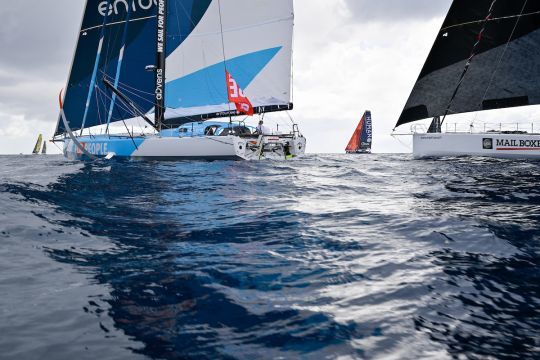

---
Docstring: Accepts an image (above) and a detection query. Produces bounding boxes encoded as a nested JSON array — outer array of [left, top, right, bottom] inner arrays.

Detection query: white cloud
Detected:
[[342, 0, 451, 22], [287, 0, 447, 153], [0, 104, 58, 154]]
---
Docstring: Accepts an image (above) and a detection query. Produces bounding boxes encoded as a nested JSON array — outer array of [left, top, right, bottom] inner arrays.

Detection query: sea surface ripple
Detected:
[[0, 154, 539, 359]]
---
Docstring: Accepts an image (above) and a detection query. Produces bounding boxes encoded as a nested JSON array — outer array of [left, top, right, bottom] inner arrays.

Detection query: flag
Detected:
[[226, 70, 254, 116]]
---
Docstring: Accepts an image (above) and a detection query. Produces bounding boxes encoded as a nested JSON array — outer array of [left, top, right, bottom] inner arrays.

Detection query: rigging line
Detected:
[[175, 1, 199, 28], [441, 0, 498, 125], [98, 83, 116, 127], [472, 0, 529, 127], [121, 118, 140, 150], [170, 0, 183, 44], [107, 6, 133, 133], [99, 72, 149, 116], [117, 84, 156, 105], [100, 81, 157, 131], [109, 98, 135, 136], [95, 87, 113, 127], [117, 82, 156, 98], [96, 86, 140, 121], [104, 77, 154, 102], [103, 9, 128, 85], [188, 17, 294, 38], [101, 6, 124, 87], [51, 140, 63, 153], [81, 15, 157, 33], [103, 22, 117, 70], [391, 133, 413, 152], [206, 137, 235, 146], [96, 77, 131, 112], [80, 0, 112, 135], [441, 10, 540, 33], [103, 73, 156, 97], [94, 83, 104, 133], [100, 94, 136, 121], [80, 42, 105, 134], [285, 110, 295, 125], [217, 0, 233, 123]]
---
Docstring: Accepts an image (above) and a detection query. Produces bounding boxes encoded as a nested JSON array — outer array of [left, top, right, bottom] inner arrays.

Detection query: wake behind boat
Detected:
[[394, 0, 540, 159], [54, 0, 306, 161]]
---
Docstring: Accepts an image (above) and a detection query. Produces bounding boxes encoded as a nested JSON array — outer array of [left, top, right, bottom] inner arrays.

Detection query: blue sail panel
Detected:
[[56, 0, 212, 136], [165, 47, 282, 109], [166, 0, 212, 56], [57, 1, 158, 135]]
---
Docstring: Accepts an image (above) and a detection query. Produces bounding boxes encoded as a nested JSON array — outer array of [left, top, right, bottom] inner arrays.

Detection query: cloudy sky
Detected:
[[0, 0, 457, 154]]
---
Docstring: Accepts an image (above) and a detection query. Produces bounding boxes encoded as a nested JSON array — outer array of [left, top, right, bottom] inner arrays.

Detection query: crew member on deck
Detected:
[[256, 120, 271, 135]]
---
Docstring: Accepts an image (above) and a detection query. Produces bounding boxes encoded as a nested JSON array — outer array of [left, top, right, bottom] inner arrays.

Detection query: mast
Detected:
[[396, 0, 540, 129], [155, 0, 167, 132]]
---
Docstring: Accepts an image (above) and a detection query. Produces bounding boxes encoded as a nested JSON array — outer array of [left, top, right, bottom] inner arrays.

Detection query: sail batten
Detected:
[[396, 0, 540, 128], [80, 15, 157, 34]]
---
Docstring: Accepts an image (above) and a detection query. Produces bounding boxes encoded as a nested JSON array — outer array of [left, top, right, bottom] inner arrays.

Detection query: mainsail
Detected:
[[346, 111, 372, 153], [32, 134, 43, 154], [396, 0, 540, 128], [55, 0, 294, 136], [56, 0, 159, 136]]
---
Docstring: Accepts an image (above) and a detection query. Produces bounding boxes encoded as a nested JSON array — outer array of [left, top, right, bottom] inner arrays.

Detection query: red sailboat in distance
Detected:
[[346, 111, 373, 154]]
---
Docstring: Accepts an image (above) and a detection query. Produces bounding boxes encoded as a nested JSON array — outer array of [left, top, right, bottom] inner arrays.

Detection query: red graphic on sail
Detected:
[[226, 70, 254, 116], [346, 117, 365, 153]]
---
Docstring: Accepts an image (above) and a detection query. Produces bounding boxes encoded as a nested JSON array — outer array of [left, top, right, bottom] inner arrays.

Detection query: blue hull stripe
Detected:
[[67, 136, 145, 157]]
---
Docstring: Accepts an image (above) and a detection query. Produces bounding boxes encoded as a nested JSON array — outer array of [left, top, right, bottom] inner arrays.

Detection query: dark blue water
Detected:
[[1, 154, 539, 359]]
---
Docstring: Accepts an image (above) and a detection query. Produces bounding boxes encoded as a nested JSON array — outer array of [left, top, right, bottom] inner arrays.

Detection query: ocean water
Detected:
[[0, 154, 539, 359]]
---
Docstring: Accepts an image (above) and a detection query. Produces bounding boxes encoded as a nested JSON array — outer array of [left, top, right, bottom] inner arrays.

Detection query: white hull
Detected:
[[63, 134, 306, 161], [413, 132, 540, 159]]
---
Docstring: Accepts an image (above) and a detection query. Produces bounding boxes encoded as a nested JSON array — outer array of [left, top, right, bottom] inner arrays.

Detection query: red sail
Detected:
[[226, 71, 254, 116], [345, 116, 365, 152]]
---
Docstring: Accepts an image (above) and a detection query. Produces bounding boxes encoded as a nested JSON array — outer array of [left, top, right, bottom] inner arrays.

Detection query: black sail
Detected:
[[396, 0, 540, 128]]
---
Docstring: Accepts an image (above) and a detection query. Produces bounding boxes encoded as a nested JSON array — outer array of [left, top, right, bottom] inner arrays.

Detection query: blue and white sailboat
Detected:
[[53, 0, 306, 160]]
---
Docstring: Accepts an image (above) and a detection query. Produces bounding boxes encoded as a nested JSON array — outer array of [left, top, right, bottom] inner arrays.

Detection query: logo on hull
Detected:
[[495, 138, 540, 151], [482, 138, 493, 150], [74, 141, 109, 156]]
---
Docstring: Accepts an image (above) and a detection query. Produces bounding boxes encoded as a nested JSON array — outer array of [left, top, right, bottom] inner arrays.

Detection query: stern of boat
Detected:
[[233, 134, 306, 160]]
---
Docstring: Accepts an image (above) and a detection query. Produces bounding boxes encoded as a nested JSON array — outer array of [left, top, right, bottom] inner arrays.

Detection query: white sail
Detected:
[[165, 0, 294, 119]]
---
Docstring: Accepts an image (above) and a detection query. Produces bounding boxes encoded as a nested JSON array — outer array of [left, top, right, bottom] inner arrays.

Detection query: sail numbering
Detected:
[[53, 0, 306, 161]]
